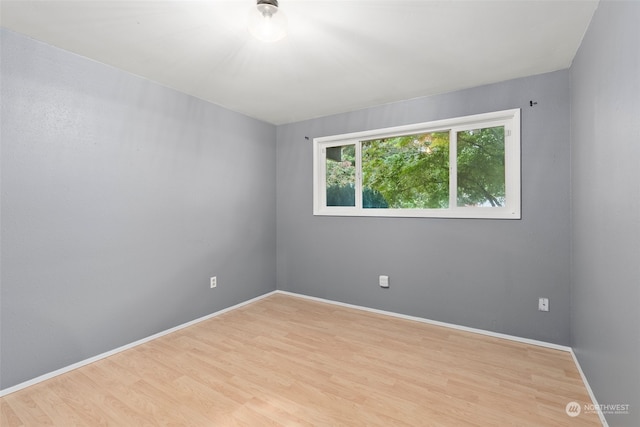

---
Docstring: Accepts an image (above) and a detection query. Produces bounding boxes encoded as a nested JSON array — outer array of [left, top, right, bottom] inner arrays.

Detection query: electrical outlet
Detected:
[[538, 297, 549, 312], [210, 276, 217, 288], [379, 275, 389, 288]]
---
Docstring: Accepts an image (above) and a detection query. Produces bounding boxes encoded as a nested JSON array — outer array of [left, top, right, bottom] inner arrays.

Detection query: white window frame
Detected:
[[313, 109, 521, 219]]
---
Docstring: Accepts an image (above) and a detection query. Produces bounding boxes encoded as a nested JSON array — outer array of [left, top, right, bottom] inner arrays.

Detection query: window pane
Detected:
[[457, 126, 505, 207], [326, 144, 356, 206], [362, 132, 450, 209]]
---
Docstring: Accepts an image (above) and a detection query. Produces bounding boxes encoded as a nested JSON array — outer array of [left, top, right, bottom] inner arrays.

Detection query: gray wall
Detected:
[[0, 29, 277, 390], [277, 70, 572, 345], [570, 1, 640, 426]]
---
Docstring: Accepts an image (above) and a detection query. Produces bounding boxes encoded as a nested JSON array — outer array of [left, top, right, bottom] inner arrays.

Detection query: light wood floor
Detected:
[[1, 293, 601, 426]]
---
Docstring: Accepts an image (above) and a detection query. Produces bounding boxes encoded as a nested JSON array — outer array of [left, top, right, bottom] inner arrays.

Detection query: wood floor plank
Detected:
[[1, 294, 602, 426]]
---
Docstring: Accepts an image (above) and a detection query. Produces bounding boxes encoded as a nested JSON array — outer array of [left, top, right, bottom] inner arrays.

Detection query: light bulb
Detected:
[[248, 0, 287, 43]]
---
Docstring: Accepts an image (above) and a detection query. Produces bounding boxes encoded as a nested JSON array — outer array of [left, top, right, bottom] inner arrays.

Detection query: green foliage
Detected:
[[324, 127, 505, 209], [362, 132, 450, 209], [456, 127, 505, 207], [326, 145, 356, 206], [325, 145, 355, 188]]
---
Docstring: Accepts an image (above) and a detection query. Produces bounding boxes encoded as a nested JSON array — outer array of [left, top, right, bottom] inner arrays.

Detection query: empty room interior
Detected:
[[1, 0, 638, 426]]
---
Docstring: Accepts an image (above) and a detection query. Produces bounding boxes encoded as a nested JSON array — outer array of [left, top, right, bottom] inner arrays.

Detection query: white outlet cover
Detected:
[[538, 298, 549, 311], [379, 275, 389, 288]]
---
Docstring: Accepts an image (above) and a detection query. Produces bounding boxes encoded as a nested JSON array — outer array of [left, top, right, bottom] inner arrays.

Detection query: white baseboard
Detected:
[[276, 290, 572, 352], [570, 349, 609, 426], [0, 290, 277, 397]]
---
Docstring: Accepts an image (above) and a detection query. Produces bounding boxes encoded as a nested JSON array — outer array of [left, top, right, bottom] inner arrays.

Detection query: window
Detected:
[[313, 109, 520, 219]]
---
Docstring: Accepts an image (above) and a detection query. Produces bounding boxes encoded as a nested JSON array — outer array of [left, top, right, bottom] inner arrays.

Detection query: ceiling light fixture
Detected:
[[248, 0, 287, 43]]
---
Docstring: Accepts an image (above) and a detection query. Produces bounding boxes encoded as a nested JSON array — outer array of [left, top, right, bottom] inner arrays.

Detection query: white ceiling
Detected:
[[1, 0, 599, 125]]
